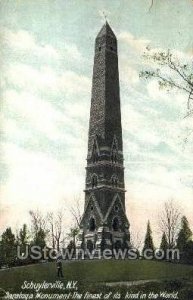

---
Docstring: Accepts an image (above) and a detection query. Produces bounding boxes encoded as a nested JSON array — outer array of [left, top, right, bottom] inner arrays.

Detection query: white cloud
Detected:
[[120, 59, 139, 85], [122, 102, 162, 149], [2, 88, 89, 155], [4, 63, 91, 96], [63, 43, 83, 61], [119, 31, 150, 53], [2, 27, 85, 64], [59, 70, 91, 95], [147, 79, 187, 113], [2, 28, 60, 59], [3, 89, 66, 140], [118, 32, 150, 87]]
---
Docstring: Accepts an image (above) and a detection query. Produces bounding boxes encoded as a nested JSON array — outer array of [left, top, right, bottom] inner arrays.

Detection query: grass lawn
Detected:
[[0, 260, 193, 298]]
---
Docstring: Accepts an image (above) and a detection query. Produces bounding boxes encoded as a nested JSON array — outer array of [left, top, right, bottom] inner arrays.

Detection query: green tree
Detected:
[[15, 224, 30, 264], [177, 216, 192, 252], [28, 228, 47, 261], [143, 220, 154, 254], [1, 227, 16, 266], [16, 224, 29, 247], [0, 240, 4, 267], [184, 241, 193, 265], [67, 227, 79, 249], [159, 232, 169, 260], [29, 210, 48, 248], [67, 240, 76, 252], [160, 232, 168, 251], [34, 228, 46, 249], [19, 224, 29, 246]]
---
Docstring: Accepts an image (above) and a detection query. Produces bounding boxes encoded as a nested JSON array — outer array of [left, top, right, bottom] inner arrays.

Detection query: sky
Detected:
[[0, 0, 193, 246]]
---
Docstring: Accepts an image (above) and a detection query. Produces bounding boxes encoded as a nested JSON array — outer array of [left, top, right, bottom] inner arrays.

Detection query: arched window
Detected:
[[111, 150, 117, 163], [92, 140, 98, 163], [111, 137, 118, 163], [89, 217, 96, 231], [114, 205, 119, 212], [112, 217, 119, 231], [92, 174, 98, 188], [111, 175, 118, 187]]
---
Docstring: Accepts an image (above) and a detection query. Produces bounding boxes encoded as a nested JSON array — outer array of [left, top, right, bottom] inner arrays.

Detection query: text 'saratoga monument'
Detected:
[[77, 22, 131, 253]]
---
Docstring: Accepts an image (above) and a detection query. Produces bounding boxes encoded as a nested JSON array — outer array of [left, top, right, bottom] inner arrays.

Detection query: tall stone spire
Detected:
[[77, 23, 130, 254], [88, 21, 122, 154]]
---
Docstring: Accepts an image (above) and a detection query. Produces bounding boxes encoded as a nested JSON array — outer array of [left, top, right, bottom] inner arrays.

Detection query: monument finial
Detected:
[[102, 11, 108, 22]]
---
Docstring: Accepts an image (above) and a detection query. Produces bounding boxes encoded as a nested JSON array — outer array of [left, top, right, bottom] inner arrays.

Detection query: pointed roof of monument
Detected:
[[96, 21, 116, 39]]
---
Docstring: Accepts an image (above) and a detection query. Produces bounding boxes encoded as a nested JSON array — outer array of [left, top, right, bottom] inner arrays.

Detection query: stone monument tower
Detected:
[[77, 22, 130, 253]]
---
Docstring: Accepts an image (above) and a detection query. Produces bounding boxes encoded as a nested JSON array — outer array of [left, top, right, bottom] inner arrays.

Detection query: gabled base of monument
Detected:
[[76, 225, 131, 259]]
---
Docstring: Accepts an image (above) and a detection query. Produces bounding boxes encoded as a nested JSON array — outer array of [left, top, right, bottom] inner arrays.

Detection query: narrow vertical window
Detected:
[[92, 140, 98, 163], [112, 217, 119, 231], [92, 174, 98, 188], [89, 218, 96, 231]]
